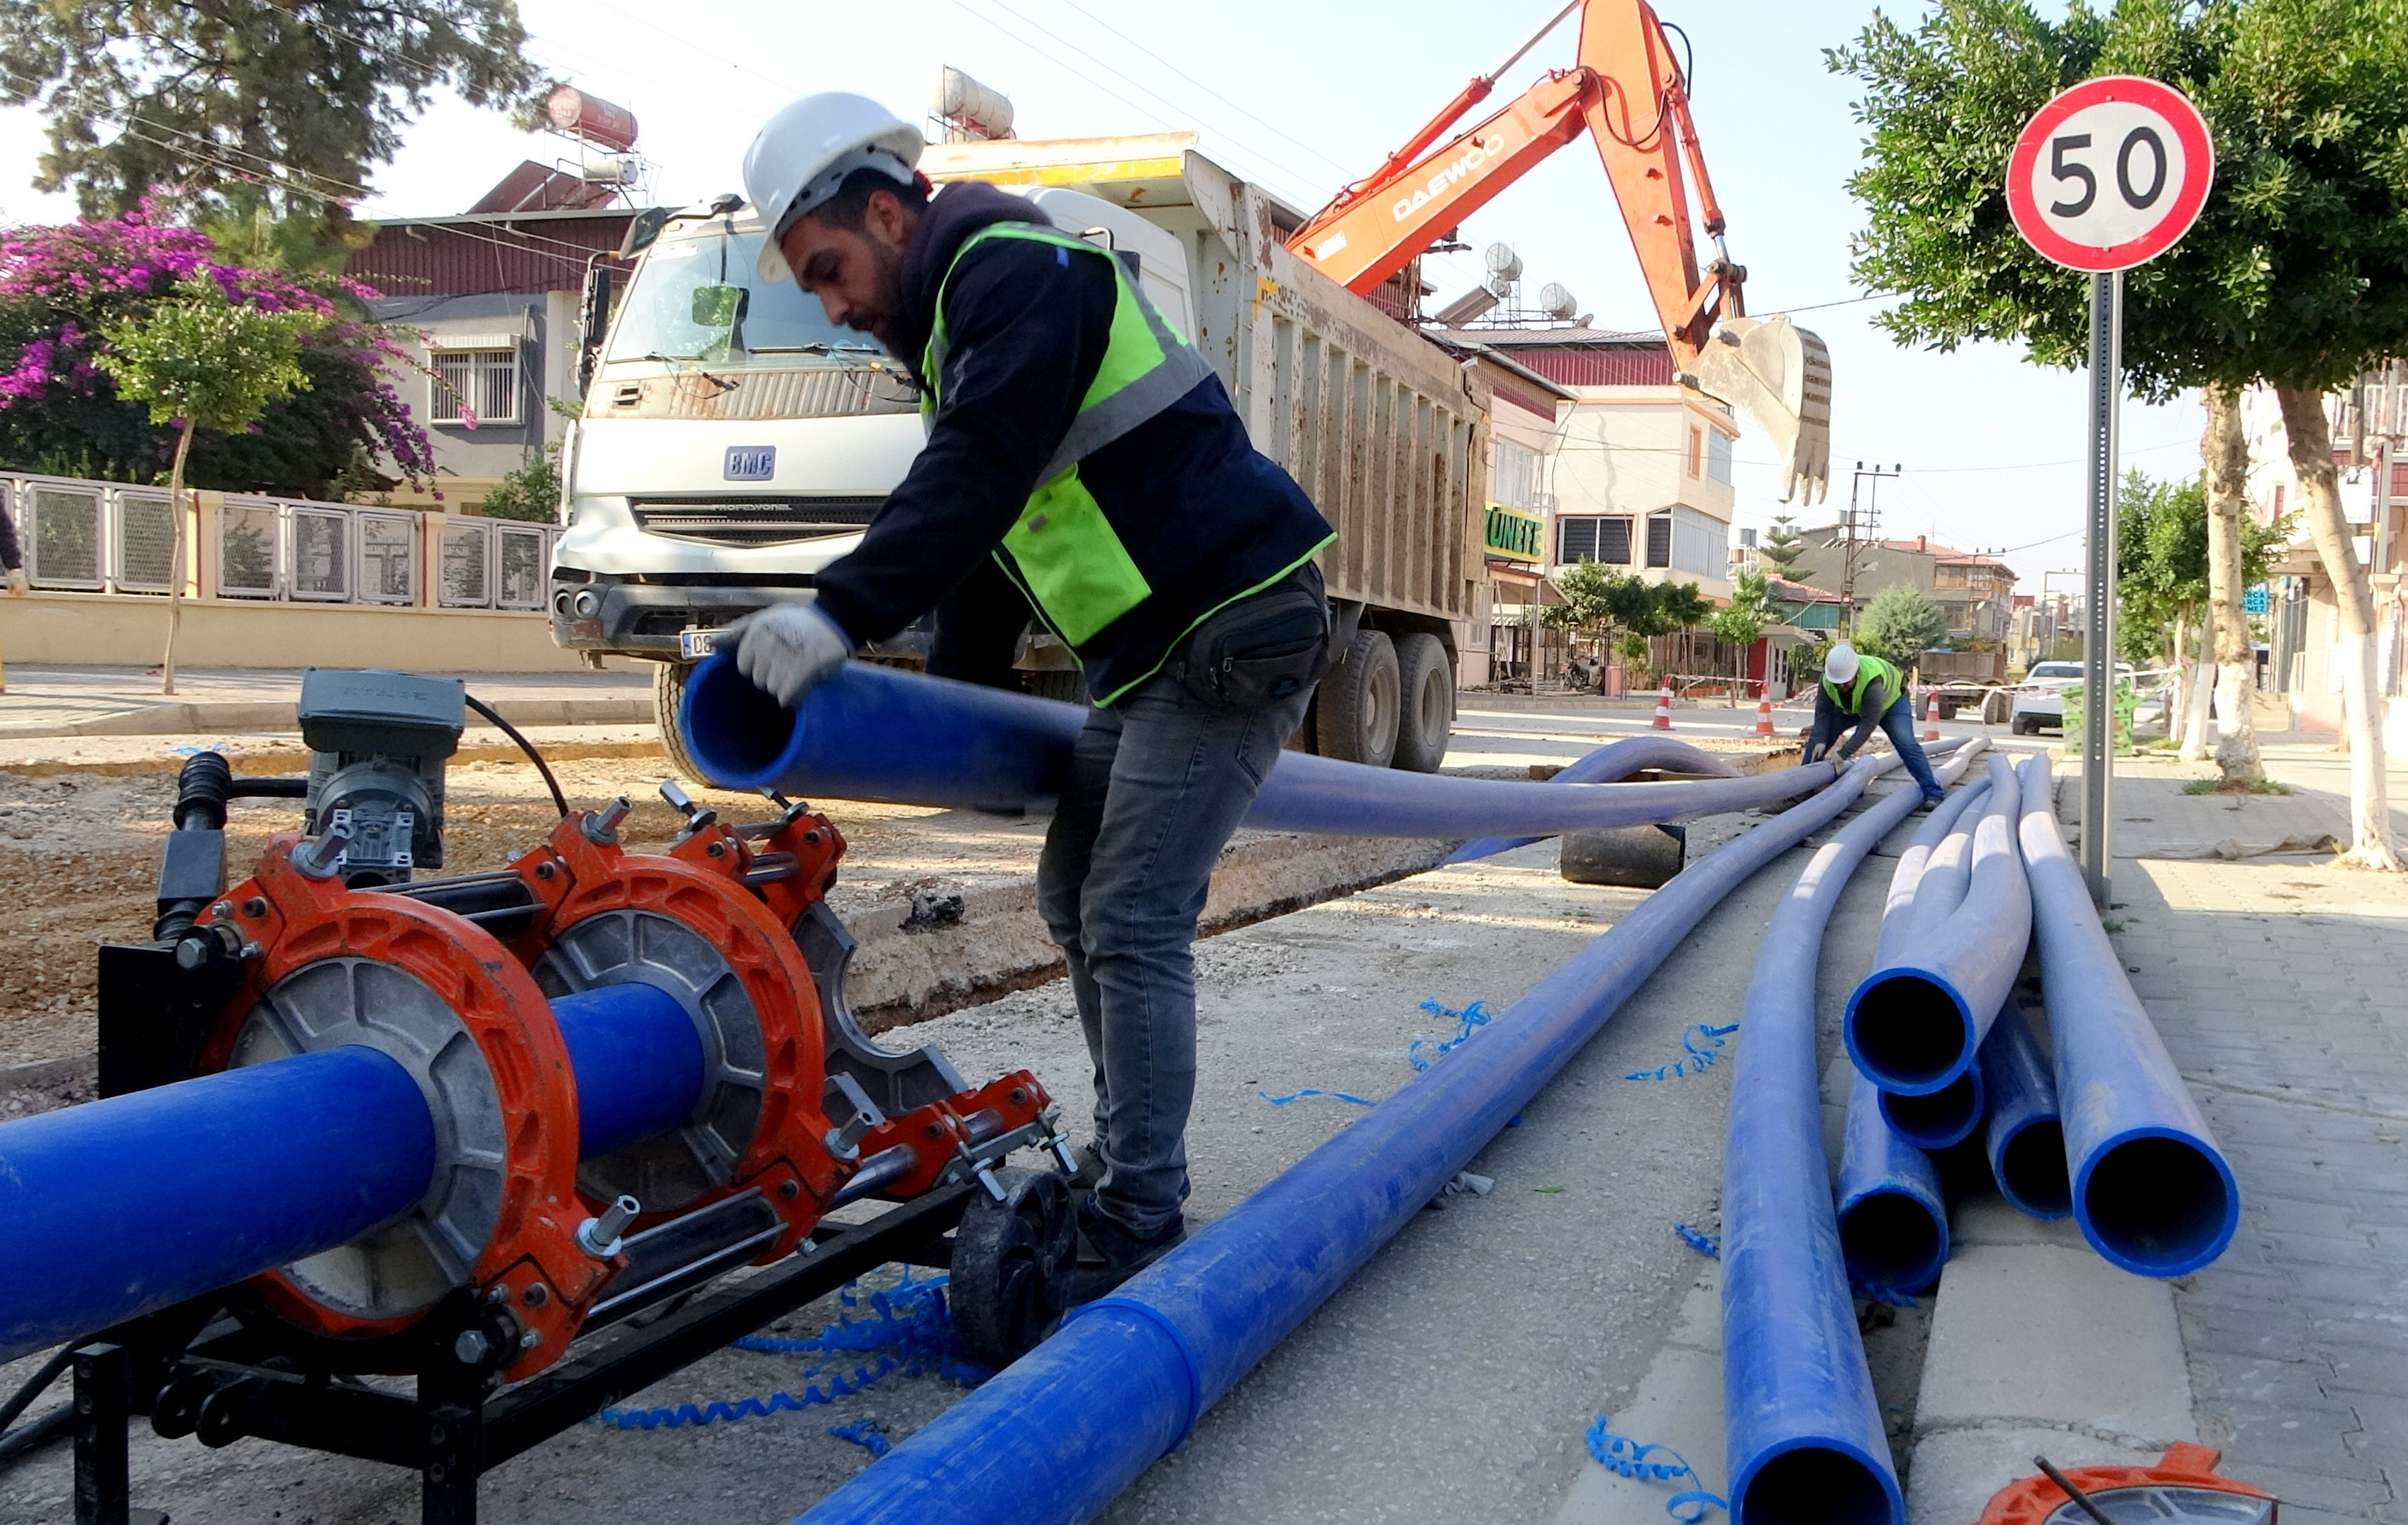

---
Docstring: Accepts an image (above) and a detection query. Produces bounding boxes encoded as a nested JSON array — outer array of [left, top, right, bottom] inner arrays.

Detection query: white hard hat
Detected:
[[1824, 642, 1860, 684], [741, 92, 925, 284]]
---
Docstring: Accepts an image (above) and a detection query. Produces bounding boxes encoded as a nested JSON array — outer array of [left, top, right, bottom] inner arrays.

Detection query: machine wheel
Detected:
[[948, 1167, 1075, 1367], [1023, 668, 1090, 706], [2009, 714, 2034, 736], [1316, 629, 1400, 768], [1389, 632, 1455, 773], [654, 661, 711, 787]]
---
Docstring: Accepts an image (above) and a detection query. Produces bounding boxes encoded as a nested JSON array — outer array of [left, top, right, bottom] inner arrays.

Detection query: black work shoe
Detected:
[[1067, 1197, 1187, 1304]]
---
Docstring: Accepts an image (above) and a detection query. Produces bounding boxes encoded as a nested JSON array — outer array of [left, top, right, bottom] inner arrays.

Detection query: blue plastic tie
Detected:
[[1409, 998, 1495, 1072], [1626, 1022, 1741, 1081], [1585, 1417, 1729, 1522], [1257, 1087, 1375, 1107], [1673, 1223, 1720, 1259], [828, 1418, 892, 1457]]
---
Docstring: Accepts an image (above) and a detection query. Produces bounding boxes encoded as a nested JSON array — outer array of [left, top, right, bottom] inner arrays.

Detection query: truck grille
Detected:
[[630, 497, 883, 548]]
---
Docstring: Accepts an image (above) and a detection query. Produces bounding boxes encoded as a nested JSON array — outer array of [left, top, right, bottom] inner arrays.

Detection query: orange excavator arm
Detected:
[[1287, 0, 1831, 503]]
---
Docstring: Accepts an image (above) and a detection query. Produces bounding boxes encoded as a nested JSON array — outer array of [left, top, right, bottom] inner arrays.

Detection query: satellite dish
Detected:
[[1539, 282, 1577, 320], [1483, 242, 1523, 280]]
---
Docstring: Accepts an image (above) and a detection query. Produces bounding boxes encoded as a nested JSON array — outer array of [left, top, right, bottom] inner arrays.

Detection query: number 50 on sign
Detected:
[[2007, 76, 2214, 272]]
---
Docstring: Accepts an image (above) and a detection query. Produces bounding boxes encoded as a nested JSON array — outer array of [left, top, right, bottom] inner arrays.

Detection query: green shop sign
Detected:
[[1485, 504, 1545, 562]]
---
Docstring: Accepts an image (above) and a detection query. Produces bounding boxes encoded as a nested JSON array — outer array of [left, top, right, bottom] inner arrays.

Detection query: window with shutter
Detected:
[[1646, 512, 1673, 567], [1556, 516, 1633, 565], [430, 347, 521, 426]]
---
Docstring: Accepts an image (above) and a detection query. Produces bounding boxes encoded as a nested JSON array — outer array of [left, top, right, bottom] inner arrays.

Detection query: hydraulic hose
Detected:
[[1833, 760, 1988, 1298], [0, 982, 707, 1365], [1844, 755, 2031, 1095], [679, 657, 1838, 836], [1447, 736, 1738, 863], [2015, 753, 2236, 1275], [1721, 759, 1967, 1524], [791, 750, 1943, 1525], [1979, 997, 2070, 1220]]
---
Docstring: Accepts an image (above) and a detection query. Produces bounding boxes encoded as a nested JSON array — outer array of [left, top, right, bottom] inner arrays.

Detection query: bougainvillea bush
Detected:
[[0, 207, 435, 498]]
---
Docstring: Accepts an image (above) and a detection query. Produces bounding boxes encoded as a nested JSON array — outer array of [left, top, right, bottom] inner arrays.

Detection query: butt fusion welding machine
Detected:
[[77, 668, 1080, 1523]]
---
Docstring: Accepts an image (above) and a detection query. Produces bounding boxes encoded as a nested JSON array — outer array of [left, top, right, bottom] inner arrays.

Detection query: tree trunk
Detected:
[[2274, 382, 2399, 868], [2201, 384, 2265, 785], [160, 420, 194, 697], [2179, 601, 2214, 761]]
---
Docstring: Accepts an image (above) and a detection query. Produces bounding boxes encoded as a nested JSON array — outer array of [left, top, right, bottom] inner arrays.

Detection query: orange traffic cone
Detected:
[[1652, 683, 1674, 731], [1754, 694, 1775, 736], [1923, 689, 1942, 742]]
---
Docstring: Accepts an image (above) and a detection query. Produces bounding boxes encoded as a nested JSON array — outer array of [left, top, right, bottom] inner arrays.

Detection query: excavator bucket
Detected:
[[1683, 314, 1833, 505]]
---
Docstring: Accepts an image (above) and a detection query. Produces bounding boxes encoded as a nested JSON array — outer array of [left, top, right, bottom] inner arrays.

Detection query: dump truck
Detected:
[[550, 133, 1489, 777]]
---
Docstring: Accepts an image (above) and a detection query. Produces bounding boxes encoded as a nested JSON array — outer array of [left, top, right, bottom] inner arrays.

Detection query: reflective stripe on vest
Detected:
[[921, 223, 1216, 645], [1821, 653, 1901, 714]]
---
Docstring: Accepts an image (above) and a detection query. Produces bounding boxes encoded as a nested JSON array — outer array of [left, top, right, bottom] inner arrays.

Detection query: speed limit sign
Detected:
[[2008, 76, 2213, 271]]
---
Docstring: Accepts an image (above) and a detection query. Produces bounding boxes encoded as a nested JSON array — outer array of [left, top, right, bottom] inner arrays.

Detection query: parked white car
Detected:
[[2009, 660, 2139, 735]]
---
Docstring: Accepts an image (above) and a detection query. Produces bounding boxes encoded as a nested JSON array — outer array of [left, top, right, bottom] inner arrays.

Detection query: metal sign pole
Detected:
[[2080, 270, 2123, 904]]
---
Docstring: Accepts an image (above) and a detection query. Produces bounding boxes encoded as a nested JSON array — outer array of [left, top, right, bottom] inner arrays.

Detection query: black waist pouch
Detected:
[[1178, 568, 1331, 710]]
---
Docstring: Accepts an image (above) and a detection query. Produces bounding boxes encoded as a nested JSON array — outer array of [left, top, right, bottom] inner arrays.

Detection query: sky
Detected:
[[0, 0, 2207, 593]]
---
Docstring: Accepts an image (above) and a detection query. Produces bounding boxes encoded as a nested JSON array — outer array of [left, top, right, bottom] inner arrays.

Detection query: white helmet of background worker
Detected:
[[740, 92, 924, 285], [1824, 642, 1860, 686]]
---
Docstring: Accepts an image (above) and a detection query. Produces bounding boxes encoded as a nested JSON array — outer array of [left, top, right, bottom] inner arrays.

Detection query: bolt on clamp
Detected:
[[576, 1194, 642, 1258]]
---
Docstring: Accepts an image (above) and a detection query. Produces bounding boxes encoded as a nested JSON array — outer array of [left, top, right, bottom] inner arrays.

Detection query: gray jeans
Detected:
[[1037, 667, 1314, 1238]]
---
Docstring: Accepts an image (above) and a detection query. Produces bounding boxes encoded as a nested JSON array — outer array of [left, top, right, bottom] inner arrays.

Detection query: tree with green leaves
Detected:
[[0, 1, 548, 251], [1831, 0, 2408, 862], [1858, 583, 1948, 669], [2119, 465, 2290, 753], [1758, 516, 1807, 575], [1710, 568, 1776, 702], [97, 274, 325, 694]]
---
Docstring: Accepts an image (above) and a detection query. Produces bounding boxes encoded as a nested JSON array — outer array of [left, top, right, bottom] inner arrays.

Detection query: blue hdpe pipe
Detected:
[[1833, 768, 1988, 1297], [2015, 754, 2236, 1275], [0, 982, 705, 1364], [1448, 736, 1738, 863], [794, 750, 1945, 1525], [1721, 756, 1964, 1522], [680, 657, 1836, 836], [1980, 997, 2070, 1220], [1844, 755, 2031, 1095], [1876, 1059, 1986, 1152]]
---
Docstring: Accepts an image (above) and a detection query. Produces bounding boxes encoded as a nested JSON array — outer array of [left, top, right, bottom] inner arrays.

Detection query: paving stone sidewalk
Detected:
[[2102, 758, 2408, 1520]]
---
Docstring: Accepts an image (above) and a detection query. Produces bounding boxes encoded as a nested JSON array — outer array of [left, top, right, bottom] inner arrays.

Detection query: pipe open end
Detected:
[[1878, 1070, 1983, 1150], [2079, 1131, 2238, 1276], [1735, 1442, 1901, 1525], [1997, 1119, 2073, 1219], [1846, 972, 1972, 1094], [679, 653, 800, 788], [1838, 1189, 1946, 1294]]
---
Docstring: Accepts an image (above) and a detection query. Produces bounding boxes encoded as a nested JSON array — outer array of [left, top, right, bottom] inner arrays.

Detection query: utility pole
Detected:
[[1840, 462, 1902, 635]]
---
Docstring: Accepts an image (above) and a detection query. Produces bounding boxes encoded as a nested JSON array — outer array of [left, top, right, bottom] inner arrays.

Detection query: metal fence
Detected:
[[4, 472, 561, 609]]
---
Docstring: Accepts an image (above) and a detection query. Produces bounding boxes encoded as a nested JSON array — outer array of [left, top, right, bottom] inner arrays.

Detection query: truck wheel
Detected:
[[1390, 632, 1455, 773], [2010, 714, 2034, 736], [654, 661, 711, 787], [1316, 629, 1399, 767]]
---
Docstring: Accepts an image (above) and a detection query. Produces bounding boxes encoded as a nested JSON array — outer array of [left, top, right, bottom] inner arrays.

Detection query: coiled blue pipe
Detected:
[[0, 981, 709, 1364], [1448, 736, 1739, 863], [793, 752, 1921, 1525], [2015, 754, 2236, 1275], [1721, 760, 1955, 1525], [1844, 755, 2031, 1095], [1834, 769, 1989, 1297], [1980, 997, 2070, 1220], [679, 657, 1838, 836]]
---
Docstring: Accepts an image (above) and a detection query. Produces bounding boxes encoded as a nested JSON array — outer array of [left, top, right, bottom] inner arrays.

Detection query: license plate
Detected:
[[679, 627, 720, 660]]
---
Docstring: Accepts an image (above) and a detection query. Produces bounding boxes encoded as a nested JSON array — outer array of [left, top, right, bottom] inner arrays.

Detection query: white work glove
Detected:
[[732, 602, 853, 708], [6, 567, 26, 596]]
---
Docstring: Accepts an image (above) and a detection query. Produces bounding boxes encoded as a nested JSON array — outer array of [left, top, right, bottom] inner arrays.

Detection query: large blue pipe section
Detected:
[[1844, 755, 2031, 1095], [2015, 754, 2237, 1275], [680, 657, 1837, 836], [0, 983, 706, 1364], [1448, 736, 1738, 863], [794, 751, 1937, 1525], [1979, 998, 2070, 1220], [1721, 762, 1963, 1524], [1834, 770, 1988, 1297]]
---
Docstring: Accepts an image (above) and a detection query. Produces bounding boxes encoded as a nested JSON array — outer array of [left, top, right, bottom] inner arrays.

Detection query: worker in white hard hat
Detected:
[[1803, 641, 1945, 805], [726, 92, 1337, 1300]]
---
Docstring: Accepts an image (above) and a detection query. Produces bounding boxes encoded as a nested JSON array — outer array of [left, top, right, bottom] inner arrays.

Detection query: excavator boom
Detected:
[[1287, 0, 1831, 504]]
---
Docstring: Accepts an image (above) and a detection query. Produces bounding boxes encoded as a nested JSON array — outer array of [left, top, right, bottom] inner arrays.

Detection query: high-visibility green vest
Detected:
[[1821, 652, 1902, 714], [920, 223, 1218, 648]]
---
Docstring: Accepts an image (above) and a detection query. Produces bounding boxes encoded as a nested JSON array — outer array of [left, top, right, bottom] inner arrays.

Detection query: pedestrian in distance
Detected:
[[724, 93, 1337, 1301], [1801, 641, 1946, 805]]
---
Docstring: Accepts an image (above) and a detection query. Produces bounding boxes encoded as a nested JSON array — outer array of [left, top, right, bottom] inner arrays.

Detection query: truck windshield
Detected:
[[604, 226, 883, 370]]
